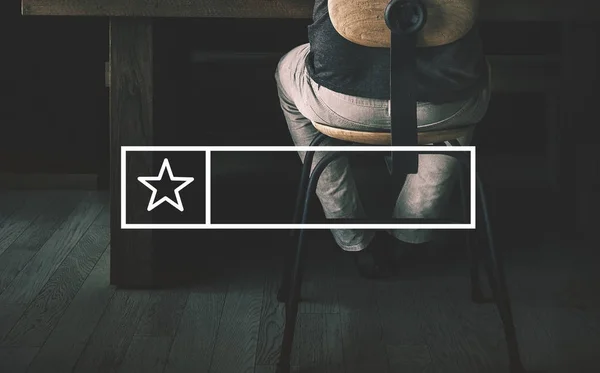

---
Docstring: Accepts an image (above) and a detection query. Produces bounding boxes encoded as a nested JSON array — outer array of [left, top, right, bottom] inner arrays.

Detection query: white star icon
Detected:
[[137, 158, 194, 212]]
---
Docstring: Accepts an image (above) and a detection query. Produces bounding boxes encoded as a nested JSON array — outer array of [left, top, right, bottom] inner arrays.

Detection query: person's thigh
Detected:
[[274, 44, 321, 126], [314, 78, 490, 132], [277, 43, 491, 134], [275, 44, 342, 150], [275, 43, 490, 246], [275, 44, 375, 251], [276, 44, 390, 133]]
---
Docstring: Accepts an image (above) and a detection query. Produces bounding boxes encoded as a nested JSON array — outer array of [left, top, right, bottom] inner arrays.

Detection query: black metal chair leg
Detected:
[[277, 152, 344, 373], [458, 164, 487, 304], [278, 134, 329, 303], [291, 133, 330, 235], [277, 228, 307, 373], [277, 148, 314, 303], [476, 174, 525, 373]]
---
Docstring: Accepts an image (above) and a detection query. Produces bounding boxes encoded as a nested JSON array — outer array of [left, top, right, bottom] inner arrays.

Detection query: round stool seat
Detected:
[[312, 121, 474, 145]]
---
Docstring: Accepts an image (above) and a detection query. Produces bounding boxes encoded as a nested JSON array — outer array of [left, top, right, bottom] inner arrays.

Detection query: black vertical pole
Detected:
[[385, 0, 427, 190]]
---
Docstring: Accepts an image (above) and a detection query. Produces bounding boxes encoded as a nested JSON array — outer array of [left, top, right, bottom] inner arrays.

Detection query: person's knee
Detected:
[[274, 44, 309, 83], [274, 50, 293, 98], [274, 54, 285, 85], [274, 48, 292, 83], [415, 154, 461, 184]]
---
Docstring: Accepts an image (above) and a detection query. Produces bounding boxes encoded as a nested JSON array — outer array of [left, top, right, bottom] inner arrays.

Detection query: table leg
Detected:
[[109, 17, 156, 288]]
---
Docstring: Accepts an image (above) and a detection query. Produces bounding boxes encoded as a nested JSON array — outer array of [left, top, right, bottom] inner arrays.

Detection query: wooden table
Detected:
[[21, 0, 598, 288]]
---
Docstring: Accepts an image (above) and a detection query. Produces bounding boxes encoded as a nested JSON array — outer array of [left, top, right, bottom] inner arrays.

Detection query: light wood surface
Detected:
[[21, 0, 596, 21], [329, 0, 478, 48], [312, 121, 474, 145]]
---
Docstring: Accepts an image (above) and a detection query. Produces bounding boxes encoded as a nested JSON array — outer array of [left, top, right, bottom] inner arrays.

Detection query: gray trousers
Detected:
[[275, 44, 491, 251]]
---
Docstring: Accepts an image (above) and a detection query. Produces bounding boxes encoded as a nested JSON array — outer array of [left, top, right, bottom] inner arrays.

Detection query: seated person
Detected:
[[275, 0, 490, 279]]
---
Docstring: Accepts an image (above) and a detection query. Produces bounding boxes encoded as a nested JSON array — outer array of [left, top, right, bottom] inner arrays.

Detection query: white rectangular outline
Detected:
[[121, 146, 475, 230]]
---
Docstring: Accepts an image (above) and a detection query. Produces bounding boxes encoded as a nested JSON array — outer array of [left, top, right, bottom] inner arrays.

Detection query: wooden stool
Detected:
[[312, 121, 474, 146]]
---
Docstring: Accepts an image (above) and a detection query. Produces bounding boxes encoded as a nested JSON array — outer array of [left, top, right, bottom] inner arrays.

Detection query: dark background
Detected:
[[1, 4, 599, 371], [1, 0, 598, 234], [0, 0, 561, 173]]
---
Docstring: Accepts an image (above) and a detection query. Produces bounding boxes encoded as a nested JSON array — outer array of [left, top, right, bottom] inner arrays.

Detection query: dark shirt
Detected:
[[306, 0, 488, 103]]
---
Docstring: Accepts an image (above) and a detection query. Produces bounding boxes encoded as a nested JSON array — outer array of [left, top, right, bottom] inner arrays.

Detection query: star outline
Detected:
[[137, 158, 194, 212]]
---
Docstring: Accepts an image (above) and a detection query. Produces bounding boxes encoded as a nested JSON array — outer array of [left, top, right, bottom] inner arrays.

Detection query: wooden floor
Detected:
[[0, 190, 598, 373]]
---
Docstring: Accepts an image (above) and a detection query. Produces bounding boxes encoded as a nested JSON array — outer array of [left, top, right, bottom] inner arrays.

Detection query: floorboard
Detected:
[[117, 335, 173, 373], [0, 191, 28, 226], [0, 223, 110, 347], [0, 192, 104, 305], [299, 245, 340, 315], [255, 263, 285, 366], [72, 289, 152, 373], [164, 283, 227, 373], [27, 248, 114, 373], [0, 190, 597, 373], [255, 365, 278, 373], [0, 193, 45, 257], [0, 303, 27, 346], [208, 260, 266, 373], [295, 313, 345, 373], [0, 346, 39, 373], [0, 192, 82, 295], [337, 254, 389, 373]]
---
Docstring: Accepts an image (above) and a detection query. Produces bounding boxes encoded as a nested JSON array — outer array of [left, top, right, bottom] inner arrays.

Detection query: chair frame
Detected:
[[275, 133, 526, 373], [275, 0, 525, 371]]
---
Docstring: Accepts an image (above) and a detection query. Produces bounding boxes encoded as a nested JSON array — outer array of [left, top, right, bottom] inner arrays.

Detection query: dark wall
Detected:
[[0, 0, 566, 176], [0, 0, 108, 174]]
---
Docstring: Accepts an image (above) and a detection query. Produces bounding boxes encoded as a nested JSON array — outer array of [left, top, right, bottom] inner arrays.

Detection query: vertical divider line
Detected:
[[205, 150, 212, 225], [121, 147, 127, 228], [471, 147, 477, 229]]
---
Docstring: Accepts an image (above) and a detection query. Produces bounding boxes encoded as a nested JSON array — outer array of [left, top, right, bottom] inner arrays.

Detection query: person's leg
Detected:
[[391, 77, 491, 244], [275, 43, 491, 268], [390, 131, 472, 244], [275, 44, 375, 252]]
